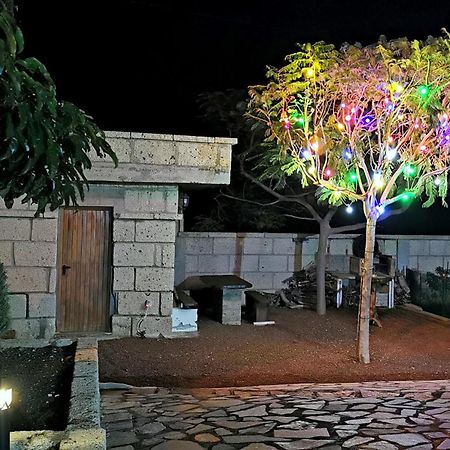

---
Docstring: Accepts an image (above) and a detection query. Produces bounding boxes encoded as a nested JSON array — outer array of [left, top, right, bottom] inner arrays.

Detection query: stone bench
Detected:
[[245, 290, 271, 323]]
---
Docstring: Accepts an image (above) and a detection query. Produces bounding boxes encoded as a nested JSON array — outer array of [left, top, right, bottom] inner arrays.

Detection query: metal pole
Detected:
[[0, 409, 9, 450]]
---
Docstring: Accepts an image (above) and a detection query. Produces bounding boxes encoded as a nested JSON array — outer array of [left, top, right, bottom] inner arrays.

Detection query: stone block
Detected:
[[113, 267, 135, 291], [28, 293, 57, 317], [135, 267, 174, 291], [0, 218, 31, 241], [301, 254, 315, 268], [231, 254, 258, 273], [113, 243, 155, 266], [185, 255, 198, 272], [213, 237, 237, 255], [329, 239, 353, 255], [243, 238, 273, 255], [8, 294, 27, 318], [259, 255, 288, 272], [185, 237, 213, 255], [160, 244, 175, 268], [160, 292, 174, 316], [242, 272, 274, 290], [164, 186, 178, 214], [430, 240, 450, 256], [132, 139, 176, 165], [14, 242, 57, 267], [410, 240, 430, 256], [418, 256, 444, 272], [177, 142, 218, 168], [197, 255, 230, 274], [31, 218, 58, 242], [6, 267, 49, 292], [273, 272, 293, 288], [383, 240, 397, 256], [124, 188, 166, 213], [131, 315, 172, 337], [0, 241, 13, 266], [112, 315, 132, 336], [59, 428, 106, 450], [108, 137, 132, 162], [117, 291, 159, 315], [273, 238, 295, 255], [135, 220, 176, 243], [113, 220, 135, 242], [49, 268, 57, 293], [408, 256, 418, 269], [10, 318, 55, 339], [302, 239, 318, 255]]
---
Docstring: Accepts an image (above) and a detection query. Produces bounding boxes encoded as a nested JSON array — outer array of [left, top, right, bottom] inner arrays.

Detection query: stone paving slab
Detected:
[[101, 380, 450, 449]]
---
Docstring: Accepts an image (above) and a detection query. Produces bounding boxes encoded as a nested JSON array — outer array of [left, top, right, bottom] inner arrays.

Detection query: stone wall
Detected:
[[176, 232, 449, 292], [0, 202, 58, 339]]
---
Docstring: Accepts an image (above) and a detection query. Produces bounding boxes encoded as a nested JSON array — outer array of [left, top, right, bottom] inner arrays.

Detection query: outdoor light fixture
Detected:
[[0, 387, 12, 450], [181, 192, 190, 209]]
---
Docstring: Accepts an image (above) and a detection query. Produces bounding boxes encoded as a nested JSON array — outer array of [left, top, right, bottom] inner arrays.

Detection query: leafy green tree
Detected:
[[250, 36, 450, 362], [0, 2, 117, 214]]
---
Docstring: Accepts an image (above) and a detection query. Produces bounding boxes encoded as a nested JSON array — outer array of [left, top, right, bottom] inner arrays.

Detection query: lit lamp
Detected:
[[0, 387, 12, 450]]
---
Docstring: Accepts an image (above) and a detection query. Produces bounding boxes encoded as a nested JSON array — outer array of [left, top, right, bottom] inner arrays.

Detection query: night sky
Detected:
[[14, 1, 450, 234]]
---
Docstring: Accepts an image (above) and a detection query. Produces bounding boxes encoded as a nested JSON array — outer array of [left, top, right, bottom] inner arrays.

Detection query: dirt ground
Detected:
[[98, 307, 450, 388], [0, 343, 75, 431]]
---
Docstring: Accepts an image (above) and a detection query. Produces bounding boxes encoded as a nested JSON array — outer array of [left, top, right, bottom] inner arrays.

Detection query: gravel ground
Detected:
[[99, 307, 450, 388], [0, 343, 75, 431]]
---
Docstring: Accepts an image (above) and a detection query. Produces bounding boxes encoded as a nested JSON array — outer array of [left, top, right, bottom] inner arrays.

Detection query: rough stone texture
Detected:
[[6, 267, 49, 292], [31, 218, 58, 242], [117, 291, 159, 315], [28, 293, 56, 317], [0, 241, 13, 265], [136, 220, 176, 243], [113, 267, 135, 291], [0, 217, 31, 240], [111, 316, 132, 337], [135, 267, 175, 291], [14, 241, 57, 267], [131, 315, 172, 337], [114, 242, 155, 267], [8, 294, 27, 318], [113, 220, 135, 242], [101, 380, 450, 450]]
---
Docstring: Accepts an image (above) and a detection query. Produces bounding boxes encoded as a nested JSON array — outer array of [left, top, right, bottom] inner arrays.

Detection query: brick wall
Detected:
[[176, 232, 447, 292]]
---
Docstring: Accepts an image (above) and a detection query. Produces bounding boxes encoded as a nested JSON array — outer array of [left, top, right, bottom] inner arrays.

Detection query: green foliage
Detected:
[[0, 262, 9, 333], [249, 33, 450, 219], [0, 3, 117, 214]]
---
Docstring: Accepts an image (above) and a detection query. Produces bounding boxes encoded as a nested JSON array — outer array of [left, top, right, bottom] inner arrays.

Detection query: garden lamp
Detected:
[[0, 387, 12, 450]]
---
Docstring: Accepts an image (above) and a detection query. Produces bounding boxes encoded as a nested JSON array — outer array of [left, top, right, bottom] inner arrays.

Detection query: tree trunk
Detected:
[[357, 216, 377, 363], [316, 222, 330, 316]]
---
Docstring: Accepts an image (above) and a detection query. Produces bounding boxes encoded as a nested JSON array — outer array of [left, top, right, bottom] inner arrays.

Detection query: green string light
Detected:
[[403, 164, 417, 177]]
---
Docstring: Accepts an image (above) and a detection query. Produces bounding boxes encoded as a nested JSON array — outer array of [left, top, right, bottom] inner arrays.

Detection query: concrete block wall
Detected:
[[176, 233, 302, 291], [176, 232, 449, 292], [0, 199, 58, 339]]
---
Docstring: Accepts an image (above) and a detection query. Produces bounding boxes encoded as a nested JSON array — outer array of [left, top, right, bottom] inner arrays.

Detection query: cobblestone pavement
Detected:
[[101, 380, 450, 449]]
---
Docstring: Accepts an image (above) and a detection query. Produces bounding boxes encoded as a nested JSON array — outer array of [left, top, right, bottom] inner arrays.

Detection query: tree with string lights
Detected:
[[249, 34, 450, 363]]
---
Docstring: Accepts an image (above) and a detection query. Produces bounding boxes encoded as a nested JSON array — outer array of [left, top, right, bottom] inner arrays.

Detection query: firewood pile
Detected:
[[273, 264, 411, 309], [272, 264, 337, 309]]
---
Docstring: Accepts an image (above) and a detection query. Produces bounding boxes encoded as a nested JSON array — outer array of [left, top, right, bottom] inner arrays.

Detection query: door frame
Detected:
[[56, 206, 114, 333]]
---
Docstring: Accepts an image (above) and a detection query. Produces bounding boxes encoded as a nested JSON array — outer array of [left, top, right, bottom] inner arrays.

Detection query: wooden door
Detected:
[[57, 208, 112, 332]]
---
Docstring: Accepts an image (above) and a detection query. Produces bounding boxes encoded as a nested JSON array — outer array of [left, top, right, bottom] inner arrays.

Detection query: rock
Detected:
[[151, 441, 204, 449], [186, 424, 213, 434], [162, 431, 187, 439], [201, 399, 244, 408], [342, 436, 374, 448], [277, 440, 335, 449], [106, 431, 138, 447], [194, 433, 221, 443], [305, 414, 341, 423], [270, 408, 297, 415], [364, 441, 399, 449], [214, 420, 261, 430], [241, 445, 278, 450], [438, 440, 450, 450], [274, 429, 330, 439], [380, 433, 430, 446], [236, 406, 268, 417], [137, 421, 166, 434]]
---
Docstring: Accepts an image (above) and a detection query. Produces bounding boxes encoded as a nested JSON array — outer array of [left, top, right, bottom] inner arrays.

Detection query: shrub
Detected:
[[0, 262, 9, 333]]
